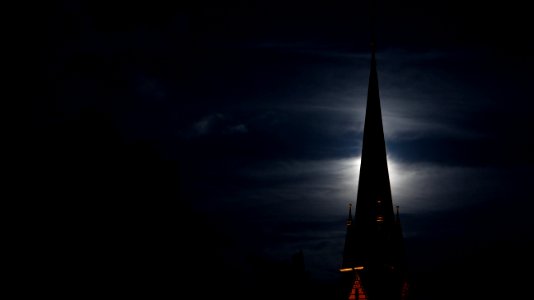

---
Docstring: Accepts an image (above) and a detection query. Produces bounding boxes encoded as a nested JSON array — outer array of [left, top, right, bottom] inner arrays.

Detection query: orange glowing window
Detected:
[[348, 272, 367, 300], [339, 266, 364, 272]]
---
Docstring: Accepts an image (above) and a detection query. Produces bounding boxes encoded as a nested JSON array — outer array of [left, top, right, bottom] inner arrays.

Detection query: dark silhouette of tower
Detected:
[[339, 42, 409, 300]]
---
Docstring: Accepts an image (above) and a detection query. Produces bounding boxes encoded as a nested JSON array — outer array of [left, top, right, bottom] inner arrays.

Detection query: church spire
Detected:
[[339, 40, 410, 300], [342, 202, 356, 269], [354, 40, 394, 240]]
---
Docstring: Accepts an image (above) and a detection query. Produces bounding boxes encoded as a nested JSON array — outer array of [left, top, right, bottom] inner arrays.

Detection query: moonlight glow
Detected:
[[347, 156, 417, 212]]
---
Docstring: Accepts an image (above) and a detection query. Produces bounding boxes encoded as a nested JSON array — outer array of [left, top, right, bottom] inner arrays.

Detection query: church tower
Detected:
[[339, 42, 409, 300]]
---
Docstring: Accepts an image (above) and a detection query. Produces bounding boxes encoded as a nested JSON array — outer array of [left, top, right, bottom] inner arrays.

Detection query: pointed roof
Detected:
[[342, 202, 356, 268], [339, 41, 410, 299], [354, 42, 395, 233]]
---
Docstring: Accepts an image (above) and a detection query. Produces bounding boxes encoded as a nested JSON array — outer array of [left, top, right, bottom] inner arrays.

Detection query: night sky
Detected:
[[27, 1, 533, 299]]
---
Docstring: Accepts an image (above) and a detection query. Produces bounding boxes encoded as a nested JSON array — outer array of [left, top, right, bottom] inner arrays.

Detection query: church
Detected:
[[339, 41, 410, 300]]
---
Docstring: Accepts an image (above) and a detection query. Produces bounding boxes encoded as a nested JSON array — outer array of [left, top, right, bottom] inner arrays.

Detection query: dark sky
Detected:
[[26, 0, 533, 299]]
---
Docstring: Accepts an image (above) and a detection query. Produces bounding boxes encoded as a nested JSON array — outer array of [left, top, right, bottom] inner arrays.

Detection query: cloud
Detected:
[[192, 113, 225, 135], [204, 156, 529, 281], [227, 124, 248, 134], [240, 47, 481, 141], [211, 156, 512, 222], [170, 46, 491, 154], [187, 113, 248, 137], [207, 152, 522, 281]]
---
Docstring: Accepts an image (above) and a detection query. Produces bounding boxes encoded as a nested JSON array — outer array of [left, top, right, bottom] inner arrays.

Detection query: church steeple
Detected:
[[340, 41, 409, 300], [353, 40, 395, 258], [342, 203, 356, 269]]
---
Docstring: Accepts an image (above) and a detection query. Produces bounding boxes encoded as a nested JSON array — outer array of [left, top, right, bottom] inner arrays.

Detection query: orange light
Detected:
[[339, 266, 365, 272], [348, 272, 368, 300]]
